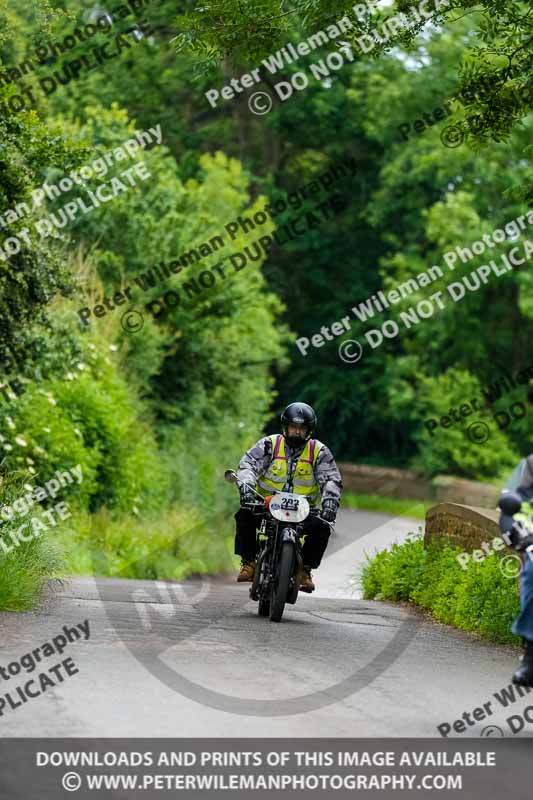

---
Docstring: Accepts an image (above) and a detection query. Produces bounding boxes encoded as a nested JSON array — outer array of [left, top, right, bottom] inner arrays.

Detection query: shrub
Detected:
[[361, 535, 521, 644], [412, 369, 520, 480]]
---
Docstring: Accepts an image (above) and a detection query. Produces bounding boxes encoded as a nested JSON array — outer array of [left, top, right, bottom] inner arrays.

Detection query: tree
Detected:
[[173, 0, 533, 149]]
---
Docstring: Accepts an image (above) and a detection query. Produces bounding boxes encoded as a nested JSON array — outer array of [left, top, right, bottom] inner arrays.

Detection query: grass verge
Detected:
[[361, 534, 521, 645], [56, 507, 237, 581], [0, 506, 237, 613], [0, 524, 63, 611], [343, 492, 431, 520]]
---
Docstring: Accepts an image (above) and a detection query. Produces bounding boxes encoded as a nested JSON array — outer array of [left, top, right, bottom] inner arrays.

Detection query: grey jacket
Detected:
[[237, 434, 343, 506]]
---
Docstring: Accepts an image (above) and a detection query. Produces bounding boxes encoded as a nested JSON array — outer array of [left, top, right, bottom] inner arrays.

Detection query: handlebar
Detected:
[[499, 491, 523, 518], [498, 489, 533, 551], [226, 469, 334, 526]]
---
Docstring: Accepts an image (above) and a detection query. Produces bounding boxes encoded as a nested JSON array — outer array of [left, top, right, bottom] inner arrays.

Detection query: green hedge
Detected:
[[361, 535, 521, 644]]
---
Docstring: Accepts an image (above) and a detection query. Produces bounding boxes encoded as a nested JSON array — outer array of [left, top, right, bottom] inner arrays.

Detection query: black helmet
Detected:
[[281, 402, 317, 447]]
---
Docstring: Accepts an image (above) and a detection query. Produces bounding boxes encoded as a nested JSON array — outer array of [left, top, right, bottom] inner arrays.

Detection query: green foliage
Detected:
[[172, 1, 532, 143], [58, 507, 236, 582], [0, 328, 167, 515], [272, 15, 532, 474], [0, 474, 63, 610], [0, 96, 86, 355], [0, 97, 287, 608], [361, 536, 521, 644], [411, 369, 520, 478], [0, 532, 61, 610], [0, 0, 531, 610], [361, 535, 429, 601]]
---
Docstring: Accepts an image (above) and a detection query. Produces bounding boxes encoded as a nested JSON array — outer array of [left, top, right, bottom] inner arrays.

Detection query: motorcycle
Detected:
[[498, 455, 533, 557], [499, 493, 533, 557], [225, 469, 322, 622]]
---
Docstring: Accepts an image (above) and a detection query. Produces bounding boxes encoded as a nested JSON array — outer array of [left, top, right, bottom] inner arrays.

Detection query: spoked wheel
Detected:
[[270, 541, 294, 622]]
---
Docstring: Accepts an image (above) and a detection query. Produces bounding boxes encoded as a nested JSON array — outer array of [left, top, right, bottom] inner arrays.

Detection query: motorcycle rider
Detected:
[[234, 402, 342, 592], [499, 454, 533, 686]]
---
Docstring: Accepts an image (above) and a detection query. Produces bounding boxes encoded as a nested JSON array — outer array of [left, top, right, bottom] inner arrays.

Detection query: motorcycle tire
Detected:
[[270, 541, 294, 622], [286, 577, 299, 605]]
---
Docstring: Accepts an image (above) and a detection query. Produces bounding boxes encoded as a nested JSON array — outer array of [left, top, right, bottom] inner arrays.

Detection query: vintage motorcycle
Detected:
[[498, 455, 533, 556], [225, 469, 320, 622]]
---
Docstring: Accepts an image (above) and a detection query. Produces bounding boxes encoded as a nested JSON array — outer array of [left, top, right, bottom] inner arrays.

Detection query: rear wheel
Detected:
[[270, 541, 294, 622]]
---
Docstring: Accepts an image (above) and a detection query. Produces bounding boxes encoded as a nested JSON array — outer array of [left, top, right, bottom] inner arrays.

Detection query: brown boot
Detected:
[[237, 559, 256, 582], [299, 565, 315, 593]]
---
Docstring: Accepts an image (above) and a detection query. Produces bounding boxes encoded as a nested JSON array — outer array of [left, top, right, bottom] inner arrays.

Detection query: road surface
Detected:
[[0, 508, 527, 738]]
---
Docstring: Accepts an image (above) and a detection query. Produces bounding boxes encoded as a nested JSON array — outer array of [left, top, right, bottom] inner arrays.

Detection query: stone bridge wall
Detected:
[[339, 463, 498, 508]]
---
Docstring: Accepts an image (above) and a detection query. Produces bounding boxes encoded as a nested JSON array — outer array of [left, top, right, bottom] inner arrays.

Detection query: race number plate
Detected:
[[269, 492, 310, 522]]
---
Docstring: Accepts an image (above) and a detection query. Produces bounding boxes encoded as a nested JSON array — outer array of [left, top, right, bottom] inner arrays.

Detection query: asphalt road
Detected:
[[1, 508, 529, 738]]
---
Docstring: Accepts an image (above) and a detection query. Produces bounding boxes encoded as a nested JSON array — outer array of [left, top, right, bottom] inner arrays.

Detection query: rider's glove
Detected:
[[320, 498, 338, 523], [239, 484, 256, 507]]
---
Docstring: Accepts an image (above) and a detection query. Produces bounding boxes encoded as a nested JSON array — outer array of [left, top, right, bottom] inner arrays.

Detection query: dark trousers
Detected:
[[234, 507, 331, 569], [513, 554, 533, 640]]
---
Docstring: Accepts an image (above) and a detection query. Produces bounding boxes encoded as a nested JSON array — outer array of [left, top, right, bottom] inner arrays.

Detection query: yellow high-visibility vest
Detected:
[[256, 434, 323, 506]]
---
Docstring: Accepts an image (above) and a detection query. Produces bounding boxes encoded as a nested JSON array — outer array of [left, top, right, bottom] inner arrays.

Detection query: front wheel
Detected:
[[270, 540, 294, 622]]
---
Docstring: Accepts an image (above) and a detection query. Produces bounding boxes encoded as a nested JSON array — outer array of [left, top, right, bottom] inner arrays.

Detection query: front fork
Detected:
[[281, 527, 303, 573], [249, 524, 303, 602], [282, 528, 303, 605], [249, 520, 269, 601]]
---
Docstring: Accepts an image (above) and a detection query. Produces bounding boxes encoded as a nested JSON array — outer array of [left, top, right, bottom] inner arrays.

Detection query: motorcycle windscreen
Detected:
[[505, 459, 526, 492], [269, 492, 310, 522], [506, 454, 533, 494]]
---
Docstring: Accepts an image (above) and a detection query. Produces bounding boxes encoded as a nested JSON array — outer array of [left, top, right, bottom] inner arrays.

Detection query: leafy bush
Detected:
[[412, 370, 520, 480], [361, 535, 521, 644], [0, 331, 168, 515], [0, 105, 288, 609]]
